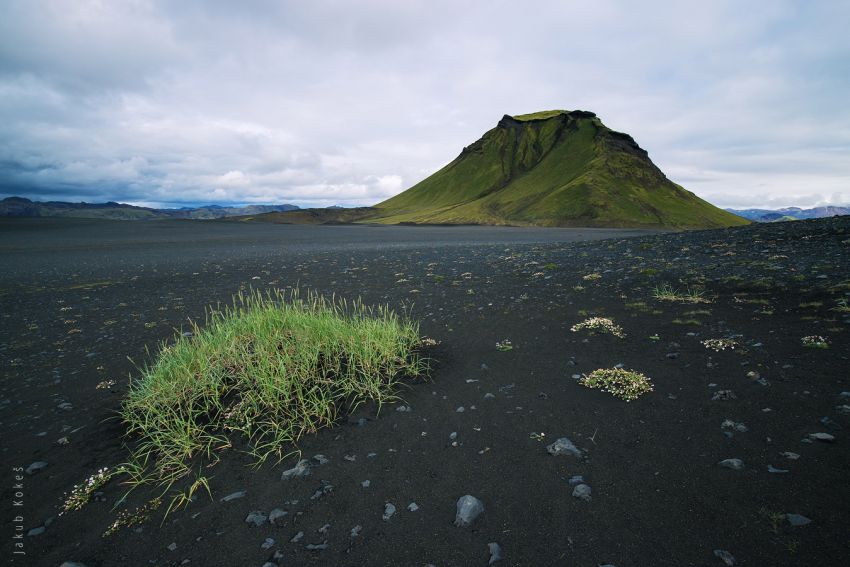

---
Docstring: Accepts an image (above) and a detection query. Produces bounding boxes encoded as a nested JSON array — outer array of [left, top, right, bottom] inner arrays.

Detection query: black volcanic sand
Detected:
[[1, 217, 848, 566]]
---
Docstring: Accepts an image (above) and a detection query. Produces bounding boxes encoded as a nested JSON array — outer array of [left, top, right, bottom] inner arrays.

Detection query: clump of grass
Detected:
[[580, 368, 653, 401], [702, 338, 738, 352], [495, 339, 513, 351], [121, 289, 425, 488], [832, 299, 850, 313], [582, 272, 602, 281], [801, 335, 829, 349], [653, 284, 711, 304], [570, 317, 626, 338]]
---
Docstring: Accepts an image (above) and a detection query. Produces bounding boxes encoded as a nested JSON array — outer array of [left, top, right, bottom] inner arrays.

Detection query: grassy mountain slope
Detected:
[[371, 110, 748, 229]]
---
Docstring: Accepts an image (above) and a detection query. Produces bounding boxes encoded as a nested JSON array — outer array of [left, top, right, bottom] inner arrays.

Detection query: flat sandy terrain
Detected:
[[1, 217, 848, 566]]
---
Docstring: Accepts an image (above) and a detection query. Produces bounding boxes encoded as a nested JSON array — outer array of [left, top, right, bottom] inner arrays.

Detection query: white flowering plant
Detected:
[[701, 338, 738, 352], [580, 368, 654, 402], [801, 335, 829, 349], [570, 317, 626, 338], [62, 467, 120, 513]]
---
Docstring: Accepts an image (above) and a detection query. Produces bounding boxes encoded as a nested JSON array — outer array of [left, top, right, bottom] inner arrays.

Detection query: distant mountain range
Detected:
[[726, 206, 850, 222], [0, 197, 299, 220]]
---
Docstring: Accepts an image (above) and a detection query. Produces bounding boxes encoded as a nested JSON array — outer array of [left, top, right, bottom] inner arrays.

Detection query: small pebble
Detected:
[[808, 432, 835, 442], [572, 484, 592, 502], [713, 549, 735, 565], [454, 495, 484, 527], [718, 459, 745, 471], [220, 490, 247, 502], [784, 513, 812, 526], [488, 542, 503, 565]]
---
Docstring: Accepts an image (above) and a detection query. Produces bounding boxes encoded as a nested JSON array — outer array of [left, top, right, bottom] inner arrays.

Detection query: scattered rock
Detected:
[[407, 502, 420, 512], [383, 502, 396, 521], [269, 508, 288, 525], [456, 406, 465, 413], [781, 451, 800, 460], [484, 393, 496, 399], [718, 458, 745, 471], [396, 405, 413, 412], [488, 542, 503, 565], [25, 461, 48, 475], [290, 531, 304, 543], [808, 432, 835, 442], [568, 475, 585, 486], [60, 563, 88, 567], [767, 465, 788, 473], [360, 480, 371, 488], [220, 490, 246, 502], [546, 437, 583, 458], [305, 542, 328, 551], [784, 513, 812, 526], [713, 549, 735, 565], [820, 416, 842, 430], [167, 542, 178, 551], [245, 511, 267, 526], [350, 525, 362, 537], [711, 390, 737, 401], [27, 526, 45, 536], [261, 537, 275, 549], [312, 454, 330, 466], [281, 460, 311, 480], [261, 563, 278, 567], [572, 484, 592, 502], [454, 495, 484, 527], [720, 420, 748, 433], [835, 405, 850, 414]]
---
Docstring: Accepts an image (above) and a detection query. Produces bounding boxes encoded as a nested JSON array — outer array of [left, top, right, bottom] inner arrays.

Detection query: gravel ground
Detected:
[[1, 216, 848, 566]]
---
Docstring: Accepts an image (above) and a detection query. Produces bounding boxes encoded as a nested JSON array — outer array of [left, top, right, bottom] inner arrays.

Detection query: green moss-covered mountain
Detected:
[[371, 110, 748, 229]]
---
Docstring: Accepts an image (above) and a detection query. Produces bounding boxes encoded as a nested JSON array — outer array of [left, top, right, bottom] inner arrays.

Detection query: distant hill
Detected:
[[726, 206, 850, 222], [0, 197, 299, 220], [368, 110, 748, 229]]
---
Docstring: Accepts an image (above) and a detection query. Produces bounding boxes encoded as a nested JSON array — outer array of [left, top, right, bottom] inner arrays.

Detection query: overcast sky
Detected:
[[1, 0, 848, 209]]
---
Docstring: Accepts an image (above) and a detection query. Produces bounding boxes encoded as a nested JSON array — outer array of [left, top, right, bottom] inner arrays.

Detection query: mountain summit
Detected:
[[371, 110, 747, 229]]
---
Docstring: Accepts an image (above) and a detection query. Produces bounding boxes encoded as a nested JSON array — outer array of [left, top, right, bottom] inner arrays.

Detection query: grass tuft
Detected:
[[121, 289, 425, 488], [653, 284, 711, 304]]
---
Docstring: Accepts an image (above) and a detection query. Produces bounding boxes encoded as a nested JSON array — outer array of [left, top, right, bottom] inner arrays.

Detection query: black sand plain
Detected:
[[1, 217, 848, 566]]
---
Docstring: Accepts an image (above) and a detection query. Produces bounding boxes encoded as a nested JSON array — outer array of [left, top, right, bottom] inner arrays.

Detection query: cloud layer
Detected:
[[1, 0, 848, 209]]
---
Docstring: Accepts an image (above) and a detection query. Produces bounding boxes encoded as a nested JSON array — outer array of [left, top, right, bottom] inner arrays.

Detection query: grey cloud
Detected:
[[0, 0, 848, 209]]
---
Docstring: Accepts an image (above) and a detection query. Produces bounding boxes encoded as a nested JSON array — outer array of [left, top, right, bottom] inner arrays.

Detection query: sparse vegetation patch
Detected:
[[702, 338, 738, 351], [570, 317, 626, 338], [653, 284, 711, 304], [580, 368, 653, 401], [801, 335, 829, 349]]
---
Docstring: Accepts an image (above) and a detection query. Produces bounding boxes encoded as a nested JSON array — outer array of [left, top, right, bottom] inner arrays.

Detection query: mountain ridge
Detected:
[[726, 206, 849, 222], [0, 197, 299, 220]]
